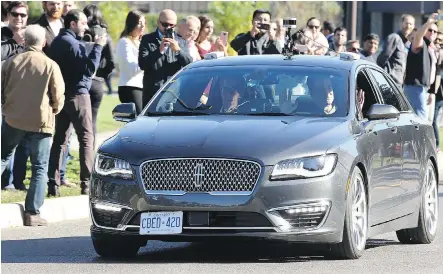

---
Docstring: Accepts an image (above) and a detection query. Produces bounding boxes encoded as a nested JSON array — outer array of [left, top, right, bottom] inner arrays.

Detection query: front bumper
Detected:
[[89, 162, 349, 244]]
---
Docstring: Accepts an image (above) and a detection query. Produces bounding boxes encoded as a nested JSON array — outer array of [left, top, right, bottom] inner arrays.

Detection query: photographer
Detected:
[[138, 9, 192, 107], [230, 9, 281, 55], [82, 4, 115, 146]]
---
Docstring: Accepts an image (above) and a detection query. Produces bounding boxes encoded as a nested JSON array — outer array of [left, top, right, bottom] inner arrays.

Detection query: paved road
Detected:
[[2, 191, 443, 274]]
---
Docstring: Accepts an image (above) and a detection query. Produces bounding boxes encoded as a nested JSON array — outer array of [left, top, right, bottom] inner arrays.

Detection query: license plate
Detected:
[[139, 211, 183, 235]]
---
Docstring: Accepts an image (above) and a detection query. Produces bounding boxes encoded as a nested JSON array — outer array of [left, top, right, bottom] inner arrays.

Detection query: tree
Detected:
[[96, 2, 131, 42], [208, 1, 270, 56], [273, 1, 343, 29]]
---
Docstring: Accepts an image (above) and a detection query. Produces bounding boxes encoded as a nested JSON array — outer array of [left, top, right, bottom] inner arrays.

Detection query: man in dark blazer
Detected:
[[138, 9, 193, 107], [32, 1, 64, 55]]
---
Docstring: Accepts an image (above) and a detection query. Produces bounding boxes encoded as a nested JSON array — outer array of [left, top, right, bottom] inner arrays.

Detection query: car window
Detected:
[[368, 69, 403, 111], [145, 66, 349, 117]]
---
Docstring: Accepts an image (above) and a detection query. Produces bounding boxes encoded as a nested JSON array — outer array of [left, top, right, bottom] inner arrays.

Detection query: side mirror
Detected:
[[112, 103, 136, 122], [367, 104, 400, 120]]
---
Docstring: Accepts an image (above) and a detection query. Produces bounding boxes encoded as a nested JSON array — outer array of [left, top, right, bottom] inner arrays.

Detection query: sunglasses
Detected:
[[160, 21, 175, 28], [308, 25, 320, 29], [10, 11, 27, 18], [349, 48, 360, 53], [428, 29, 438, 34]]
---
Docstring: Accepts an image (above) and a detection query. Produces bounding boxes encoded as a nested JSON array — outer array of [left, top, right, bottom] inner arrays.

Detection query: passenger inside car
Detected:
[[306, 75, 337, 115], [218, 75, 248, 113]]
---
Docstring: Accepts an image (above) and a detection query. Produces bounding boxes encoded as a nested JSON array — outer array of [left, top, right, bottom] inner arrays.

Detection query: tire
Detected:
[[92, 236, 142, 258], [396, 159, 439, 244], [332, 167, 368, 259]]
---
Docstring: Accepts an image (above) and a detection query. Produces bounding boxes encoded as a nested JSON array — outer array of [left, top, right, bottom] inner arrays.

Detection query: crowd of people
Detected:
[[1, 1, 442, 226]]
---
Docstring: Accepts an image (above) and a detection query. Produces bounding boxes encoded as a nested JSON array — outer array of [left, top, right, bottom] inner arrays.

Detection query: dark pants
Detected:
[[118, 86, 143, 115], [90, 79, 104, 148], [48, 94, 94, 189], [1, 122, 51, 214], [432, 99, 443, 147]]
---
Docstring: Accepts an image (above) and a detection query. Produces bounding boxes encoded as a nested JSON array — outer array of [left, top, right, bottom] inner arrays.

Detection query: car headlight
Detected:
[[270, 154, 337, 180], [94, 153, 133, 180]]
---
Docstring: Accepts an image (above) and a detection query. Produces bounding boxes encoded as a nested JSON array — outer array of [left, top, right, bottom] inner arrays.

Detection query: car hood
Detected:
[[100, 116, 352, 166]]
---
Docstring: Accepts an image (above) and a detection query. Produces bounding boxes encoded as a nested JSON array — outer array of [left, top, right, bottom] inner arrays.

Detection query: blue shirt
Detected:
[[48, 29, 103, 96]]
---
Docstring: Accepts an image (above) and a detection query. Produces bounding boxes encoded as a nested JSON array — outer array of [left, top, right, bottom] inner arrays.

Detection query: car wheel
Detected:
[[332, 167, 368, 259], [396, 159, 439, 244], [92, 236, 141, 258]]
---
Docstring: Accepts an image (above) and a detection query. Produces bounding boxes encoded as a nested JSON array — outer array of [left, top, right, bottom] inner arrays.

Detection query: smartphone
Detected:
[[436, 14, 443, 21], [257, 23, 270, 31], [220, 31, 228, 46]]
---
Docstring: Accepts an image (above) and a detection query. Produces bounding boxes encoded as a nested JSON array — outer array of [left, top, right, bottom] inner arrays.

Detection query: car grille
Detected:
[[91, 207, 129, 228], [129, 211, 273, 228], [140, 158, 261, 194]]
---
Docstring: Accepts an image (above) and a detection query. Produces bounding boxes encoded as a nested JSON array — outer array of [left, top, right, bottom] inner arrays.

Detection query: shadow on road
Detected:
[[1, 236, 404, 264]]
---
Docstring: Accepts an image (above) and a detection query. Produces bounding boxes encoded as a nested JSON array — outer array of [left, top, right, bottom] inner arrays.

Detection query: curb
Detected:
[[1, 196, 89, 229]]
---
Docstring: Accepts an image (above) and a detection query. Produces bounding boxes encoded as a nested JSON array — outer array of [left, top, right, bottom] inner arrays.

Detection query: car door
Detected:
[[355, 68, 401, 225], [366, 68, 416, 219], [375, 69, 421, 212]]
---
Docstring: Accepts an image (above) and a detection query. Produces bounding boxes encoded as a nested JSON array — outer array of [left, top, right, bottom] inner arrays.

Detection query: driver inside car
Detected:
[[219, 76, 249, 113]]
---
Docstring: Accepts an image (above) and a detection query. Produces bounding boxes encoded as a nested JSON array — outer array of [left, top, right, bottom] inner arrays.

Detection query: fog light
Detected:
[[269, 201, 331, 230], [93, 202, 123, 212]]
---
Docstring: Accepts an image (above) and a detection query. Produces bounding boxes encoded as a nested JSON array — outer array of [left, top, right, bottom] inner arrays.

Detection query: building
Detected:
[[128, 1, 210, 14], [342, 1, 443, 41]]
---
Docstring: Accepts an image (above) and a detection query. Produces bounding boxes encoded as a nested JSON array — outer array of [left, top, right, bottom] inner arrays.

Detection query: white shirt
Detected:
[[115, 37, 144, 89], [48, 19, 63, 37]]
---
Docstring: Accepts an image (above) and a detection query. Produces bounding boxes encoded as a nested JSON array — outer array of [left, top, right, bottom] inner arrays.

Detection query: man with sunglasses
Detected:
[[230, 9, 280, 56], [346, 40, 361, 54], [377, 14, 415, 88], [404, 13, 440, 121], [304, 17, 329, 56], [1, 1, 27, 61], [139, 9, 193, 107]]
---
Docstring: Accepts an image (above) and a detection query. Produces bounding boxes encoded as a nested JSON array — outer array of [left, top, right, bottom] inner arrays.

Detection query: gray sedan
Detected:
[[89, 54, 439, 259]]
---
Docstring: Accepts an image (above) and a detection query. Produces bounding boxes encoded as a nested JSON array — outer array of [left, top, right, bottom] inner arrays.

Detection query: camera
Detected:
[[164, 28, 174, 39], [283, 18, 297, 29], [257, 23, 270, 31]]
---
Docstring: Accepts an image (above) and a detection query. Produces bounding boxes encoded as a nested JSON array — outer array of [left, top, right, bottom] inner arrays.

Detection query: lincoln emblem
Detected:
[[193, 163, 204, 187]]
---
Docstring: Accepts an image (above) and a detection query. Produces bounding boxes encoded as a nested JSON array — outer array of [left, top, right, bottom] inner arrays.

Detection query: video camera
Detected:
[[281, 18, 308, 58]]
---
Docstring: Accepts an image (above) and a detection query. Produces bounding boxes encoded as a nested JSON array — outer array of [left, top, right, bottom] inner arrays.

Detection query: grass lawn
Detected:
[[96, 94, 123, 133], [1, 151, 81, 204]]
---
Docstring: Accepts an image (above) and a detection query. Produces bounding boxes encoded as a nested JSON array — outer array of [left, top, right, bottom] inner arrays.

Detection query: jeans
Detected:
[[432, 99, 443, 147], [60, 126, 73, 183], [404, 85, 429, 121], [12, 139, 30, 189], [1, 122, 51, 214]]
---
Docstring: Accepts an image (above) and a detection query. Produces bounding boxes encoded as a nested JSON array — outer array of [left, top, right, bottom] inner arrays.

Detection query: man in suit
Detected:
[[138, 9, 193, 107], [32, 1, 64, 55]]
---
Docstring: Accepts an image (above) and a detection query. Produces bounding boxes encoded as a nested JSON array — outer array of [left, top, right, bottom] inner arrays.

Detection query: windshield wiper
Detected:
[[246, 112, 293, 116], [161, 90, 212, 111], [146, 111, 209, 116]]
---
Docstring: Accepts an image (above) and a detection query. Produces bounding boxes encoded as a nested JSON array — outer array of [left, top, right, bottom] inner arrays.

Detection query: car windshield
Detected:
[[144, 65, 349, 117]]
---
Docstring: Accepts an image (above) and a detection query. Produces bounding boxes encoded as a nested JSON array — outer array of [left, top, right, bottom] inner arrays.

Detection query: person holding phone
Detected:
[[230, 9, 281, 55], [138, 9, 192, 107], [195, 15, 228, 59]]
